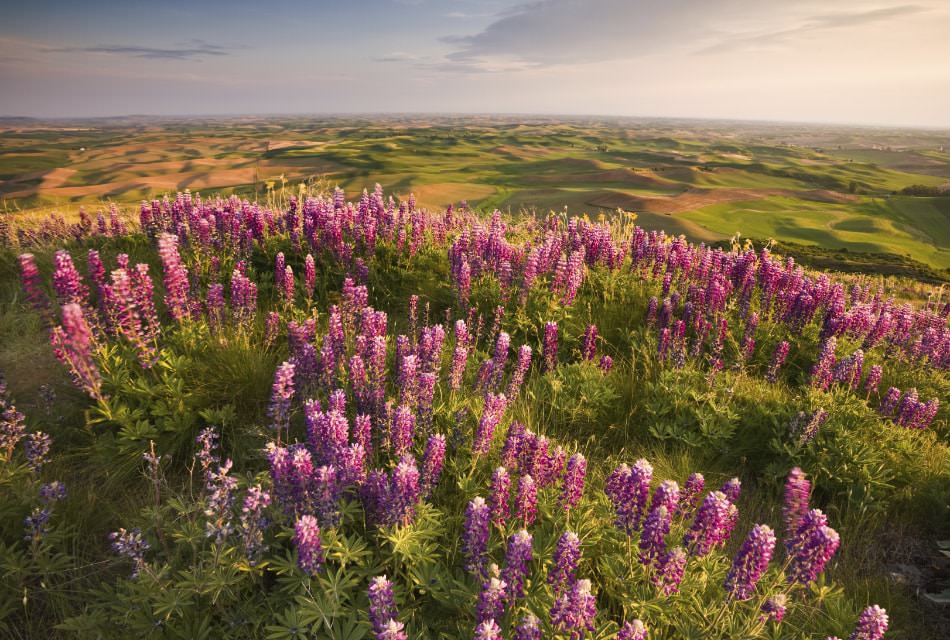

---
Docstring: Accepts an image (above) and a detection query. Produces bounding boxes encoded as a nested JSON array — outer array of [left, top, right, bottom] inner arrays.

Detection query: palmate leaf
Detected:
[[294, 588, 345, 633], [265, 606, 311, 640], [152, 584, 193, 623], [324, 528, 373, 569]]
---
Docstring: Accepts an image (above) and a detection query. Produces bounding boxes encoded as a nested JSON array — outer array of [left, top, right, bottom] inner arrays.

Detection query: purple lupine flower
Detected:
[[795, 408, 829, 445], [543, 322, 559, 371], [783, 467, 811, 548], [724, 524, 776, 600], [650, 480, 680, 516], [490, 331, 511, 389], [204, 459, 238, 543], [639, 505, 671, 569], [720, 477, 741, 503], [52, 250, 89, 305], [109, 527, 150, 578], [304, 254, 316, 299], [18, 253, 50, 316], [450, 344, 469, 390], [683, 491, 731, 556], [475, 359, 493, 391], [476, 576, 508, 625], [25, 431, 52, 473], [680, 473, 704, 516], [368, 576, 398, 637], [598, 354, 613, 373], [420, 434, 446, 495], [617, 620, 648, 640], [760, 594, 787, 623], [604, 459, 653, 534], [787, 509, 840, 586], [281, 265, 295, 304], [390, 404, 416, 456], [353, 414, 373, 457], [488, 467, 512, 526], [582, 324, 598, 361], [87, 249, 106, 287], [654, 546, 687, 595], [397, 351, 418, 406], [240, 485, 271, 564], [196, 427, 221, 484], [24, 507, 52, 544], [207, 282, 225, 328], [501, 529, 533, 602], [514, 613, 542, 640], [50, 303, 102, 399], [39, 481, 67, 503], [547, 531, 581, 593], [506, 344, 532, 397], [767, 341, 790, 383], [463, 497, 491, 575], [157, 233, 190, 321], [848, 605, 888, 640], [275, 252, 286, 282], [377, 618, 408, 639], [500, 422, 526, 470], [293, 515, 324, 575], [230, 269, 258, 324], [550, 578, 597, 640], [515, 473, 538, 526], [560, 453, 587, 512], [810, 337, 837, 390], [879, 387, 901, 417], [390, 455, 421, 525], [474, 393, 507, 456], [267, 361, 296, 433], [474, 619, 503, 640], [1, 403, 26, 460], [864, 365, 882, 395]]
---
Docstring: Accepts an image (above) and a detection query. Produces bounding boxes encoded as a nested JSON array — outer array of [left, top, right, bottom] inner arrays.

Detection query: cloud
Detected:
[[48, 42, 232, 61], [442, 12, 493, 19], [698, 4, 928, 54], [439, 0, 936, 70], [372, 51, 422, 62]]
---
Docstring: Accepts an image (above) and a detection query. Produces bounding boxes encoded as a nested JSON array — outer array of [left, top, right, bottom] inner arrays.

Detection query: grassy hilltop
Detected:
[[0, 178, 947, 638]]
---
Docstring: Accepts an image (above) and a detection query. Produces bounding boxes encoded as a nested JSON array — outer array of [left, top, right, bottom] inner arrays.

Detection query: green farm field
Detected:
[[3, 115, 949, 272]]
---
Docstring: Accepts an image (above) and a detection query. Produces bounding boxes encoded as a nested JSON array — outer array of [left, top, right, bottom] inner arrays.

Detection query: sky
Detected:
[[1, 0, 949, 127]]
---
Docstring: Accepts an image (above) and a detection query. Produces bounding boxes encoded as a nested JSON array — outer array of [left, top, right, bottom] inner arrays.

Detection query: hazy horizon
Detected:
[[2, 0, 950, 127], [4, 110, 950, 133]]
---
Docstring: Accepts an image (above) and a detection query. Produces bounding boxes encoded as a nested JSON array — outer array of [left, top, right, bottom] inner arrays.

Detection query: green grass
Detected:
[[679, 196, 950, 269]]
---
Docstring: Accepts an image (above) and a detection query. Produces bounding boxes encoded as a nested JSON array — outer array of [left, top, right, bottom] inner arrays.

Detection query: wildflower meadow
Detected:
[[0, 186, 947, 639]]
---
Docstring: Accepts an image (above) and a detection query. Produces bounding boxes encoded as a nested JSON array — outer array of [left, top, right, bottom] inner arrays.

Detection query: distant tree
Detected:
[[900, 184, 950, 196]]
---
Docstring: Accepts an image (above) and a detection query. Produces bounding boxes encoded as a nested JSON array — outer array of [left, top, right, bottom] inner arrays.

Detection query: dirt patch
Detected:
[[4, 167, 262, 199], [267, 140, 324, 152], [798, 189, 860, 204], [39, 168, 77, 189], [405, 182, 496, 208], [589, 187, 768, 214]]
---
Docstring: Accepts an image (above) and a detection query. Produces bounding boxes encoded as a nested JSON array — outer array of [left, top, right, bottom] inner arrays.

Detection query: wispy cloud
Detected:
[[442, 12, 493, 19], [438, 0, 938, 71], [698, 5, 928, 54], [48, 41, 232, 61], [372, 51, 422, 62]]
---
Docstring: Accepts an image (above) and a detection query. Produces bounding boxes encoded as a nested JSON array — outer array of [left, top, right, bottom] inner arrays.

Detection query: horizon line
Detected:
[[2, 110, 950, 133]]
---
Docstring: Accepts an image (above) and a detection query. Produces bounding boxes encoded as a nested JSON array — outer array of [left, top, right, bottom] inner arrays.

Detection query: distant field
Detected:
[[2, 115, 949, 269]]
